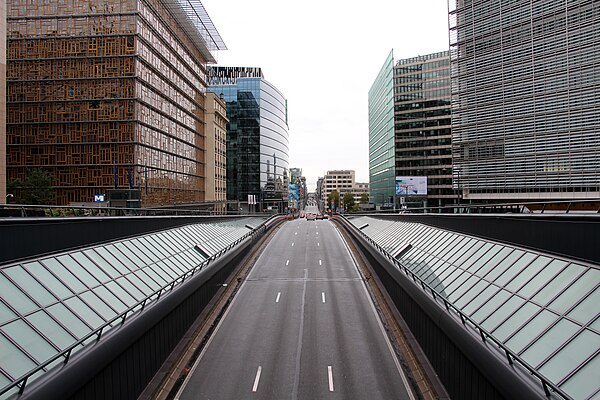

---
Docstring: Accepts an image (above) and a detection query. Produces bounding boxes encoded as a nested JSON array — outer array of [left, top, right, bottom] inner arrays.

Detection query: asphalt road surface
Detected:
[[175, 217, 415, 400]]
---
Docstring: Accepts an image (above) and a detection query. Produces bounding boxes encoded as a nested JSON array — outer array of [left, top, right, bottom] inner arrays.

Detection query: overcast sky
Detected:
[[200, 0, 450, 191]]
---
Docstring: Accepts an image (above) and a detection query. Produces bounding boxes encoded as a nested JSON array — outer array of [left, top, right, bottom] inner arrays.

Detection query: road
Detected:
[[175, 217, 415, 400]]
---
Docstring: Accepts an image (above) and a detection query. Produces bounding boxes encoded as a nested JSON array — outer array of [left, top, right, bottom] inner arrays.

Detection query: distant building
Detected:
[[369, 50, 457, 209], [208, 66, 289, 210], [205, 93, 228, 209], [321, 170, 367, 209], [289, 167, 306, 210], [449, 0, 600, 201], [6, 0, 226, 206]]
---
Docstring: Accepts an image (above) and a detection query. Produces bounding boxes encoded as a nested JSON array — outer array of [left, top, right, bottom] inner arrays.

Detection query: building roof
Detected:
[[162, 0, 227, 63], [0, 217, 268, 398], [349, 216, 599, 400]]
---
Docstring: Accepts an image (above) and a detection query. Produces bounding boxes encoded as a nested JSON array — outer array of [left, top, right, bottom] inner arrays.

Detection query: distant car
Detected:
[[300, 212, 305, 218], [306, 213, 316, 220], [316, 214, 324, 220], [322, 214, 329, 219]]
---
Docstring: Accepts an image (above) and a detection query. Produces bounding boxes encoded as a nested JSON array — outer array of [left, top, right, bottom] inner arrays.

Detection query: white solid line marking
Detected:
[[319, 259, 322, 266], [286, 259, 290, 266], [276, 292, 281, 303], [328, 366, 334, 392], [322, 292, 326, 303], [292, 242, 295, 247], [252, 366, 262, 392]]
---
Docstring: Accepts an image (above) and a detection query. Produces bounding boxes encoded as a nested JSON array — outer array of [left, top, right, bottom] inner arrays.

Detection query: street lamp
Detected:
[[6, 194, 14, 204]]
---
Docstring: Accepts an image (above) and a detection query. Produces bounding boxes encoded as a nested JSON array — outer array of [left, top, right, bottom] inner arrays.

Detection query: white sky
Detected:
[[200, 1, 450, 191]]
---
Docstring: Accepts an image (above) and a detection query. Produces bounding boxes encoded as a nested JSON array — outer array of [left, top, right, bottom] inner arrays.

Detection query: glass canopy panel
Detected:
[[1, 320, 56, 364], [517, 259, 568, 299], [115, 277, 145, 300], [46, 303, 91, 339], [40, 258, 86, 294], [64, 297, 105, 329], [79, 291, 117, 321], [22, 261, 73, 299], [82, 249, 121, 278], [465, 244, 502, 273], [482, 249, 525, 282], [559, 353, 600, 400], [0, 334, 36, 379], [4, 267, 57, 307], [123, 240, 154, 265], [506, 310, 560, 353], [105, 281, 137, 307], [505, 255, 551, 292], [56, 255, 100, 288], [453, 279, 490, 309], [95, 246, 132, 273], [538, 329, 599, 384], [474, 247, 513, 278], [478, 292, 523, 329], [494, 252, 537, 286], [25, 310, 76, 350], [0, 275, 38, 315], [548, 270, 599, 314], [70, 253, 111, 284], [567, 287, 599, 326], [0, 300, 17, 325], [113, 243, 145, 269], [520, 319, 580, 367], [532, 263, 586, 306], [92, 286, 128, 314], [491, 302, 541, 341]]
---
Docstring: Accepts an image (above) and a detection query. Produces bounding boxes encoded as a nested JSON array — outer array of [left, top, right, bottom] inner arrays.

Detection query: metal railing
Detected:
[[359, 198, 600, 215], [338, 214, 572, 400], [0, 216, 279, 398], [0, 203, 262, 218]]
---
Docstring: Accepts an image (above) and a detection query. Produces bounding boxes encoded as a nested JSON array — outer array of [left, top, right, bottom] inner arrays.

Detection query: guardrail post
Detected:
[[18, 377, 28, 395]]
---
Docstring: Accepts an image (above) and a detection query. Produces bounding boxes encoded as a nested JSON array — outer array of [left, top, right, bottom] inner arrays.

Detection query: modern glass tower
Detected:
[[369, 50, 457, 209], [208, 67, 289, 209], [449, 0, 600, 201], [394, 51, 456, 208], [368, 51, 396, 207]]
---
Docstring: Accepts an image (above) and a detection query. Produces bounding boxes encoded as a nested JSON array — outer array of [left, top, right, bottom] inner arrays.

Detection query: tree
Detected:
[[359, 193, 369, 204], [19, 168, 55, 205], [327, 190, 340, 211], [343, 192, 356, 213]]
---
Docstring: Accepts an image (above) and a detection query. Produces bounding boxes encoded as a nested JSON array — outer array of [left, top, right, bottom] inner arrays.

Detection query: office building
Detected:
[[208, 66, 289, 210], [321, 170, 368, 208], [448, 0, 600, 201], [368, 51, 396, 207], [205, 92, 228, 210], [369, 50, 457, 209], [394, 51, 457, 208], [6, 0, 226, 206]]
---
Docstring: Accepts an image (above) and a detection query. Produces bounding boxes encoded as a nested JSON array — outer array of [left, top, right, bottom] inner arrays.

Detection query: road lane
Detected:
[[176, 218, 414, 400]]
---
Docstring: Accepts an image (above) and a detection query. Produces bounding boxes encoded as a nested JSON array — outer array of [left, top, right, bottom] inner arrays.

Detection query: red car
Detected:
[[306, 213, 316, 220]]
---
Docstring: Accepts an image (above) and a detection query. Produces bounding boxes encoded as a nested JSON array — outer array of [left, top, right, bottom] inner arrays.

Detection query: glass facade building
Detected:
[[448, 0, 600, 201], [394, 51, 457, 208], [368, 51, 396, 207], [6, 0, 226, 206], [208, 67, 289, 206], [351, 216, 600, 400], [370, 50, 457, 209]]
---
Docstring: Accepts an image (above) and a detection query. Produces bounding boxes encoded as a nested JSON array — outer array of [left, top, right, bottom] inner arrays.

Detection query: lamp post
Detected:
[[6, 194, 14, 204]]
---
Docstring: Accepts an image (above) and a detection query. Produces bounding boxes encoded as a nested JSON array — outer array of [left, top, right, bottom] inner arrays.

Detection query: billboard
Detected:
[[396, 176, 427, 196]]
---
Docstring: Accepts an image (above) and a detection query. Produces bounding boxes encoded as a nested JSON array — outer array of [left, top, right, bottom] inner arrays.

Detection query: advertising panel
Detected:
[[395, 176, 427, 196]]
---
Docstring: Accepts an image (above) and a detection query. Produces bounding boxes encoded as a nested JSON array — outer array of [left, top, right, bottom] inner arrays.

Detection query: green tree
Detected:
[[343, 192, 356, 213], [20, 168, 55, 205], [359, 193, 369, 204], [327, 190, 340, 211]]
